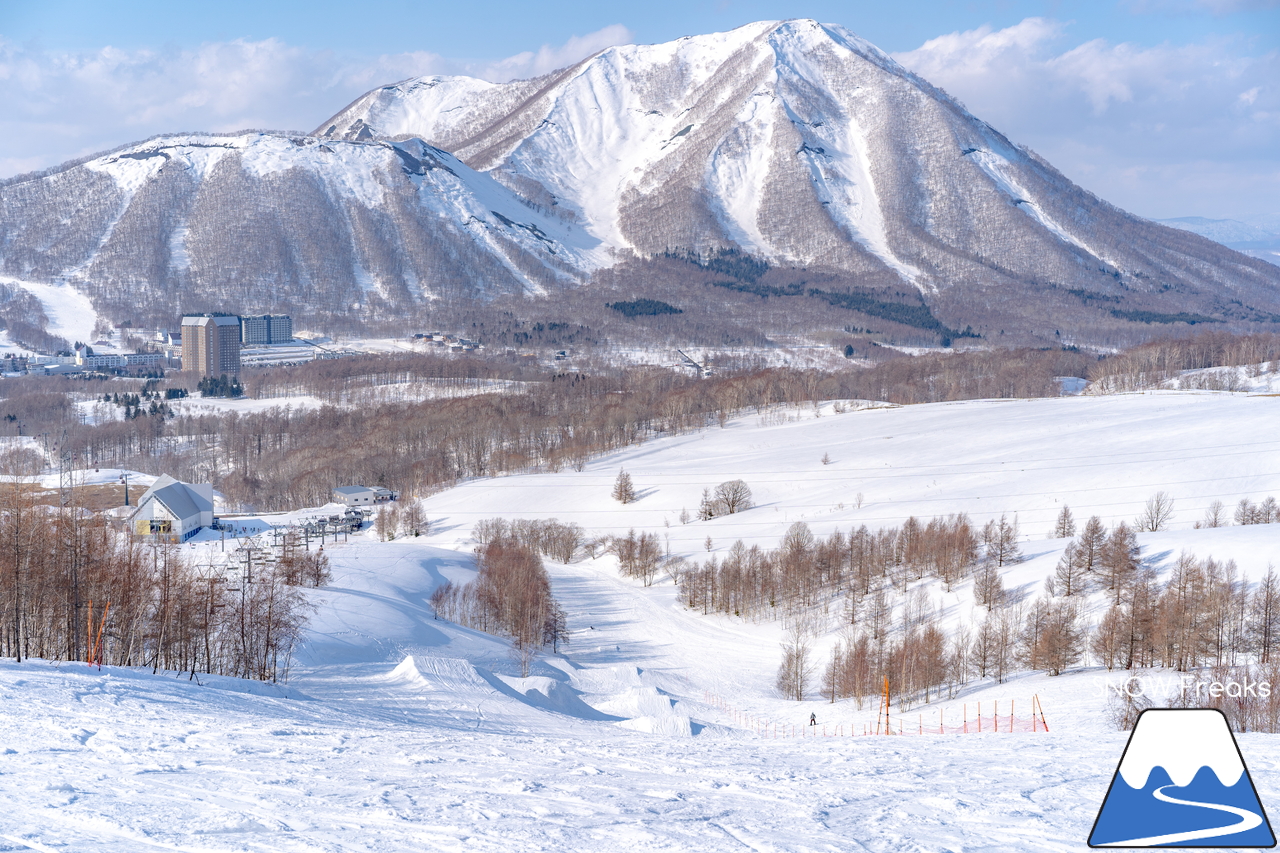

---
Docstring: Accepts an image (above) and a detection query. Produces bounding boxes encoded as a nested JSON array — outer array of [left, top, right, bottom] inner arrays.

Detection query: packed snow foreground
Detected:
[[4, 390, 1280, 851]]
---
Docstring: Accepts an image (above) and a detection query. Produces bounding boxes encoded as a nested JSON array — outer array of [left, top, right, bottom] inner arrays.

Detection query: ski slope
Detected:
[[4, 389, 1280, 851], [421, 390, 1280, 557]]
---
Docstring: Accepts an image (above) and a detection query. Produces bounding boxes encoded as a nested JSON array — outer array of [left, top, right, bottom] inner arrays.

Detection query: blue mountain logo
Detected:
[[1089, 708, 1275, 848]]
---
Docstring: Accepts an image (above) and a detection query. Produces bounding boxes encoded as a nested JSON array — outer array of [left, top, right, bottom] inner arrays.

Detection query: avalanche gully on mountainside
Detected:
[[0, 19, 1276, 342]]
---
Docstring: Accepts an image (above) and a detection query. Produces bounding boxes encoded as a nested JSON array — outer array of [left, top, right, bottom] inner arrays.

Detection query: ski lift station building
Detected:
[[128, 475, 216, 542], [333, 485, 398, 506]]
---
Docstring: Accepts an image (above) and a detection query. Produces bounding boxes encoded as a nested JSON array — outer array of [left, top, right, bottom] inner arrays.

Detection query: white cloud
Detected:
[[0, 25, 633, 178], [476, 24, 634, 81], [893, 19, 1280, 218]]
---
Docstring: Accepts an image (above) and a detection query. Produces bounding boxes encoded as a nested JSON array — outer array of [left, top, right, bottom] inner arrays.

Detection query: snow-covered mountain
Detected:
[[2, 19, 1278, 341], [0, 133, 602, 330], [314, 20, 1280, 337], [1159, 216, 1280, 269], [1158, 217, 1277, 246]]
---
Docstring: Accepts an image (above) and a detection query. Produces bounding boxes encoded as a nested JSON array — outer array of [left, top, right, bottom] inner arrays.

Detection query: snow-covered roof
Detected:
[[131, 474, 213, 521]]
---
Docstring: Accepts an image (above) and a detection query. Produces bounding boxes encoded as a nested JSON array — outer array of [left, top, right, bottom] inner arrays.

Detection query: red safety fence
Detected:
[[703, 690, 1050, 739]]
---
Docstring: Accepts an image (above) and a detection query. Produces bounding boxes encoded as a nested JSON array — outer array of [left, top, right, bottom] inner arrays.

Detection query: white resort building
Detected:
[[129, 475, 216, 542]]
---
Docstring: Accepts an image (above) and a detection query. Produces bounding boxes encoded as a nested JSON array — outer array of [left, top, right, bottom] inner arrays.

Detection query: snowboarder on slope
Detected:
[[809, 712, 817, 727]]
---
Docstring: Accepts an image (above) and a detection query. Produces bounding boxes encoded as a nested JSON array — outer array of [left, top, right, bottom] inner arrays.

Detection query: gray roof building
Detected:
[[129, 474, 216, 541]]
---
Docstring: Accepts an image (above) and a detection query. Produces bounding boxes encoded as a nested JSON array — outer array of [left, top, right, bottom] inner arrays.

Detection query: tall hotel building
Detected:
[[181, 315, 242, 376]]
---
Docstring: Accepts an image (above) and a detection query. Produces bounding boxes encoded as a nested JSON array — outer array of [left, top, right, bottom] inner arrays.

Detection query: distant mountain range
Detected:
[[1, 20, 1278, 348], [1157, 216, 1280, 268]]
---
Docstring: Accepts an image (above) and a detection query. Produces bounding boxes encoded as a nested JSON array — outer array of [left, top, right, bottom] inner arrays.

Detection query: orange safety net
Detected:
[[704, 691, 1050, 738]]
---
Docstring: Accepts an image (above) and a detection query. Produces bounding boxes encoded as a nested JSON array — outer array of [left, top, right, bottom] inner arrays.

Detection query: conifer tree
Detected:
[[611, 469, 636, 504], [1077, 515, 1107, 572], [1052, 505, 1076, 539]]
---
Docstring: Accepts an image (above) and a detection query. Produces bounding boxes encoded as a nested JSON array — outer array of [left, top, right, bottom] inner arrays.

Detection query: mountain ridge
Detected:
[[1, 19, 1277, 346]]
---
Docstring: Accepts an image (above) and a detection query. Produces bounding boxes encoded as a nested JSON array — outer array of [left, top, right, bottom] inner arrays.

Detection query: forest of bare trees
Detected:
[[429, 537, 569, 675], [0, 470, 322, 682], [1086, 331, 1280, 393], [663, 501, 1280, 723], [0, 347, 1096, 514]]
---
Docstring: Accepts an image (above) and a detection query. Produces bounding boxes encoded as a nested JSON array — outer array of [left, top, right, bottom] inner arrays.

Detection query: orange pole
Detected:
[[883, 676, 891, 735], [94, 603, 110, 668]]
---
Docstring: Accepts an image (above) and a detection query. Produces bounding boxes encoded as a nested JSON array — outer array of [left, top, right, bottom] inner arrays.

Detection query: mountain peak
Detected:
[[2, 21, 1276, 343]]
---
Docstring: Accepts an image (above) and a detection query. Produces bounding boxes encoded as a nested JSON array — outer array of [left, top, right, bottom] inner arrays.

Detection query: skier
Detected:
[[809, 712, 817, 727]]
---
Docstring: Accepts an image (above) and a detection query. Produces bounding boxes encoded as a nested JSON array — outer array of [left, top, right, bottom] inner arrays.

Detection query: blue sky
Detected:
[[1, 0, 1277, 219]]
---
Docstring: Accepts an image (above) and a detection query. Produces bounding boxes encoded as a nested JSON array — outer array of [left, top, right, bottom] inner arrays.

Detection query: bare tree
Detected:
[[1053, 541, 1087, 596], [974, 561, 1006, 609], [1137, 491, 1175, 532], [1077, 515, 1107, 573], [611, 469, 636, 504], [399, 500, 427, 537], [697, 488, 716, 521], [1098, 522, 1141, 603], [712, 479, 753, 515], [375, 504, 400, 541], [1198, 499, 1227, 529], [1019, 597, 1084, 675], [1251, 567, 1280, 664], [776, 626, 815, 701], [982, 514, 1021, 567], [610, 529, 662, 586]]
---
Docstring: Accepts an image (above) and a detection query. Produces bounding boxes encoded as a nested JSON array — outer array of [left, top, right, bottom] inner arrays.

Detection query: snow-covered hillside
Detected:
[[0, 132, 602, 332], [4, 390, 1280, 850], [419, 391, 1280, 551]]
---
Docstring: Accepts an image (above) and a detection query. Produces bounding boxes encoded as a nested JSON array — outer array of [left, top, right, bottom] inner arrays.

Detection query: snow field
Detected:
[[0, 276, 101, 346], [420, 391, 1280, 554], [4, 390, 1280, 849]]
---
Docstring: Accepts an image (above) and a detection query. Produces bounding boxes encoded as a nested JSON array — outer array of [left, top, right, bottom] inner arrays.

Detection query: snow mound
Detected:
[[595, 686, 694, 737], [617, 714, 694, 736], [595, 686, 678, 718], [489, 673, 622, 722]]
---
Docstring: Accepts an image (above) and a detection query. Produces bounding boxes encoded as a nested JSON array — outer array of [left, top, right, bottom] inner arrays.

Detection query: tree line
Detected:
[[1086, 331, 1280, 393], [0, 471, 326, 681], [0, 347, 1093, 514]]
